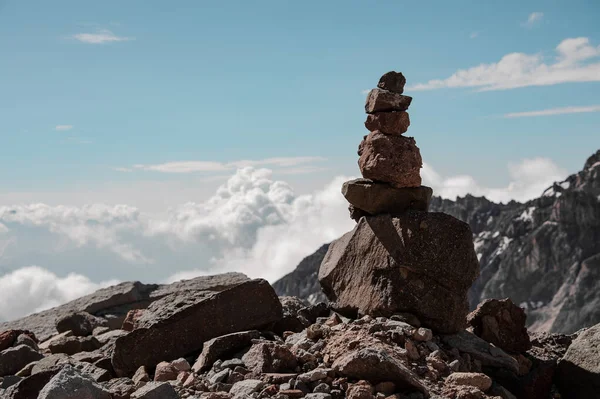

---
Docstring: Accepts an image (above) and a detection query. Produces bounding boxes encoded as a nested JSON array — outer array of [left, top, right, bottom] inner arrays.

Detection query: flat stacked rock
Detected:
[[344, 71, 431, 221], [320, 71, 480, 334]]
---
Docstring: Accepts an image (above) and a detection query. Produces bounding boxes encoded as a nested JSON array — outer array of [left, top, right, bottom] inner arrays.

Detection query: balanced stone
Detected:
[[365, 88, 412, 114], [377, 71, 407, 94], [319, 212, 480, 333], [365, 111, 410, 135], [358, 132, 422, 188], [342, 178, 432, 218]]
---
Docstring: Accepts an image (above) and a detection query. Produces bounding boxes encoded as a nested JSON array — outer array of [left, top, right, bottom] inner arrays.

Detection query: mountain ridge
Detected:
[[274, 149, 600, 334]]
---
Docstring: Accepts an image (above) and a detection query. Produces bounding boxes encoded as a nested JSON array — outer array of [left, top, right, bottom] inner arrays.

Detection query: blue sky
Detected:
[[1, 0, 599, 198], [0, 1, 599, 320]]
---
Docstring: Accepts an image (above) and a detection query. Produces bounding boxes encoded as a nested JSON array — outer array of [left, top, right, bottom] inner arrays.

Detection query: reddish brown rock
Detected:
[[121, 309, 145, 332], [365, 89, 412, 114], [0, 330, 37, 352], [319, 212, 479, 333], [342, 179, 432, 218], [377, 71, 407, 94], [242, 342, 297, 374], [192, 330, 260, 372], [445, 372, 492, 391], [358, 132, 422, 188], [154, 361, 178, 382], [111, 279, 282, 377], [467, 298, 531, 354], [364, 112, 410, 135]]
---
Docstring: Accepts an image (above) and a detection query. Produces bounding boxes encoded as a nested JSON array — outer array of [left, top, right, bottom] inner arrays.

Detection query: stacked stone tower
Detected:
[[344, 71, 433, 222], [319, 72, 480, 334]]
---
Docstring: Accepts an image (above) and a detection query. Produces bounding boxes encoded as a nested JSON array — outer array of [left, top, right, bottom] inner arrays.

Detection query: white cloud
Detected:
[[0, 266, 118, 321], [126, 156, 327, 174], [523, 12, 544, 28], [409, 37, 600, 91], [72, 29, 133, 44], [55, 125, 73, 131], [423, 157, 568, 203], [0, 159, 570, 321], [470, 32, 479, 39], [504, 104, 600, 118]]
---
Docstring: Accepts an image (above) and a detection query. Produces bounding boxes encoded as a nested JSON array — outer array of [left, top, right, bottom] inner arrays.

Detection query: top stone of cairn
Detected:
[[377, 71, 406, 94]]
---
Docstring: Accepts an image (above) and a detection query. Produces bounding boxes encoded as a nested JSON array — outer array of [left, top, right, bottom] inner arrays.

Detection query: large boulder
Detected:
[[111, 279, 282, 376], [342, 179, 432, 218], [467, 298, 531, 353], [555, 323, 600, 398], [0, 272, 250, 342], [358, 132, 422, 188], [319, 213, 479, 333]]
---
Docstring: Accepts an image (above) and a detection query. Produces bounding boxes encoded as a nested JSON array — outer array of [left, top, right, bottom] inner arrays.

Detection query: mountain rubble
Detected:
[[0, 73, 598, 399]]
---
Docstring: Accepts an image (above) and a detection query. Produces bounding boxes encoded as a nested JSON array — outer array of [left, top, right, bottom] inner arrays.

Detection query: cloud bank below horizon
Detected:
[[0, 157, 569, 322]]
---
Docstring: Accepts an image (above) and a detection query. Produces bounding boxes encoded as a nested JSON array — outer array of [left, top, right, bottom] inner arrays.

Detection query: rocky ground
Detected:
[[0, 274, 595, 399]]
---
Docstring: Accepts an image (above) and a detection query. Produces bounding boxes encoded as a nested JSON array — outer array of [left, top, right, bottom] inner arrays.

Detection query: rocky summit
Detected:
[[0, 72, 598, 399]]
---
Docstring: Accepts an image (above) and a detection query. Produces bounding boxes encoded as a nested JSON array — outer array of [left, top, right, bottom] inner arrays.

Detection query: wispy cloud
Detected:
[[523, 12, 544, 28], [55, 125, 73, 131], [121, 156, 327, 174], [72, 29, 134, 44], [65, 137, 93, 145], [470, 32, 479, 39], [409, 37, 600, 91], [504, 105, 600, 118]]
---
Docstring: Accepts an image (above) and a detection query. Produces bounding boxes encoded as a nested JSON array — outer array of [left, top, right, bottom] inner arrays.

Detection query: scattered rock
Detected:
[[445, 372, 492, 391], [467, 298, 531, 353], [242, 342, 297, 373], [47, 335, 101, 355], [0, 330, 37, 352], [192, 330, 260, 372], [229, 379, 265, 398], [37, 365, 112, 399], [358, 132, 422, 188], [0, 344, 44, 377], [102, 377, 136, 399], [55, 312, 108, 337], [332, 347, 426, 393], [442, 331, 519, 373], [153, 361, 178, 382], [130, 381, 178, 399]]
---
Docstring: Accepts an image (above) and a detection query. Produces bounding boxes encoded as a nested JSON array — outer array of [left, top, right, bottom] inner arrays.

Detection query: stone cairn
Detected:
[[344, 71, 432, 221], [319, 71, 480, 334]]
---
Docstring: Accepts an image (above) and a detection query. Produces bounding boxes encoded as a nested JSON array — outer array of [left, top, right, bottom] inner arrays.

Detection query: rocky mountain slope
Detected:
[[274, 149, 600, 335], [0, 271, 593, 399]]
